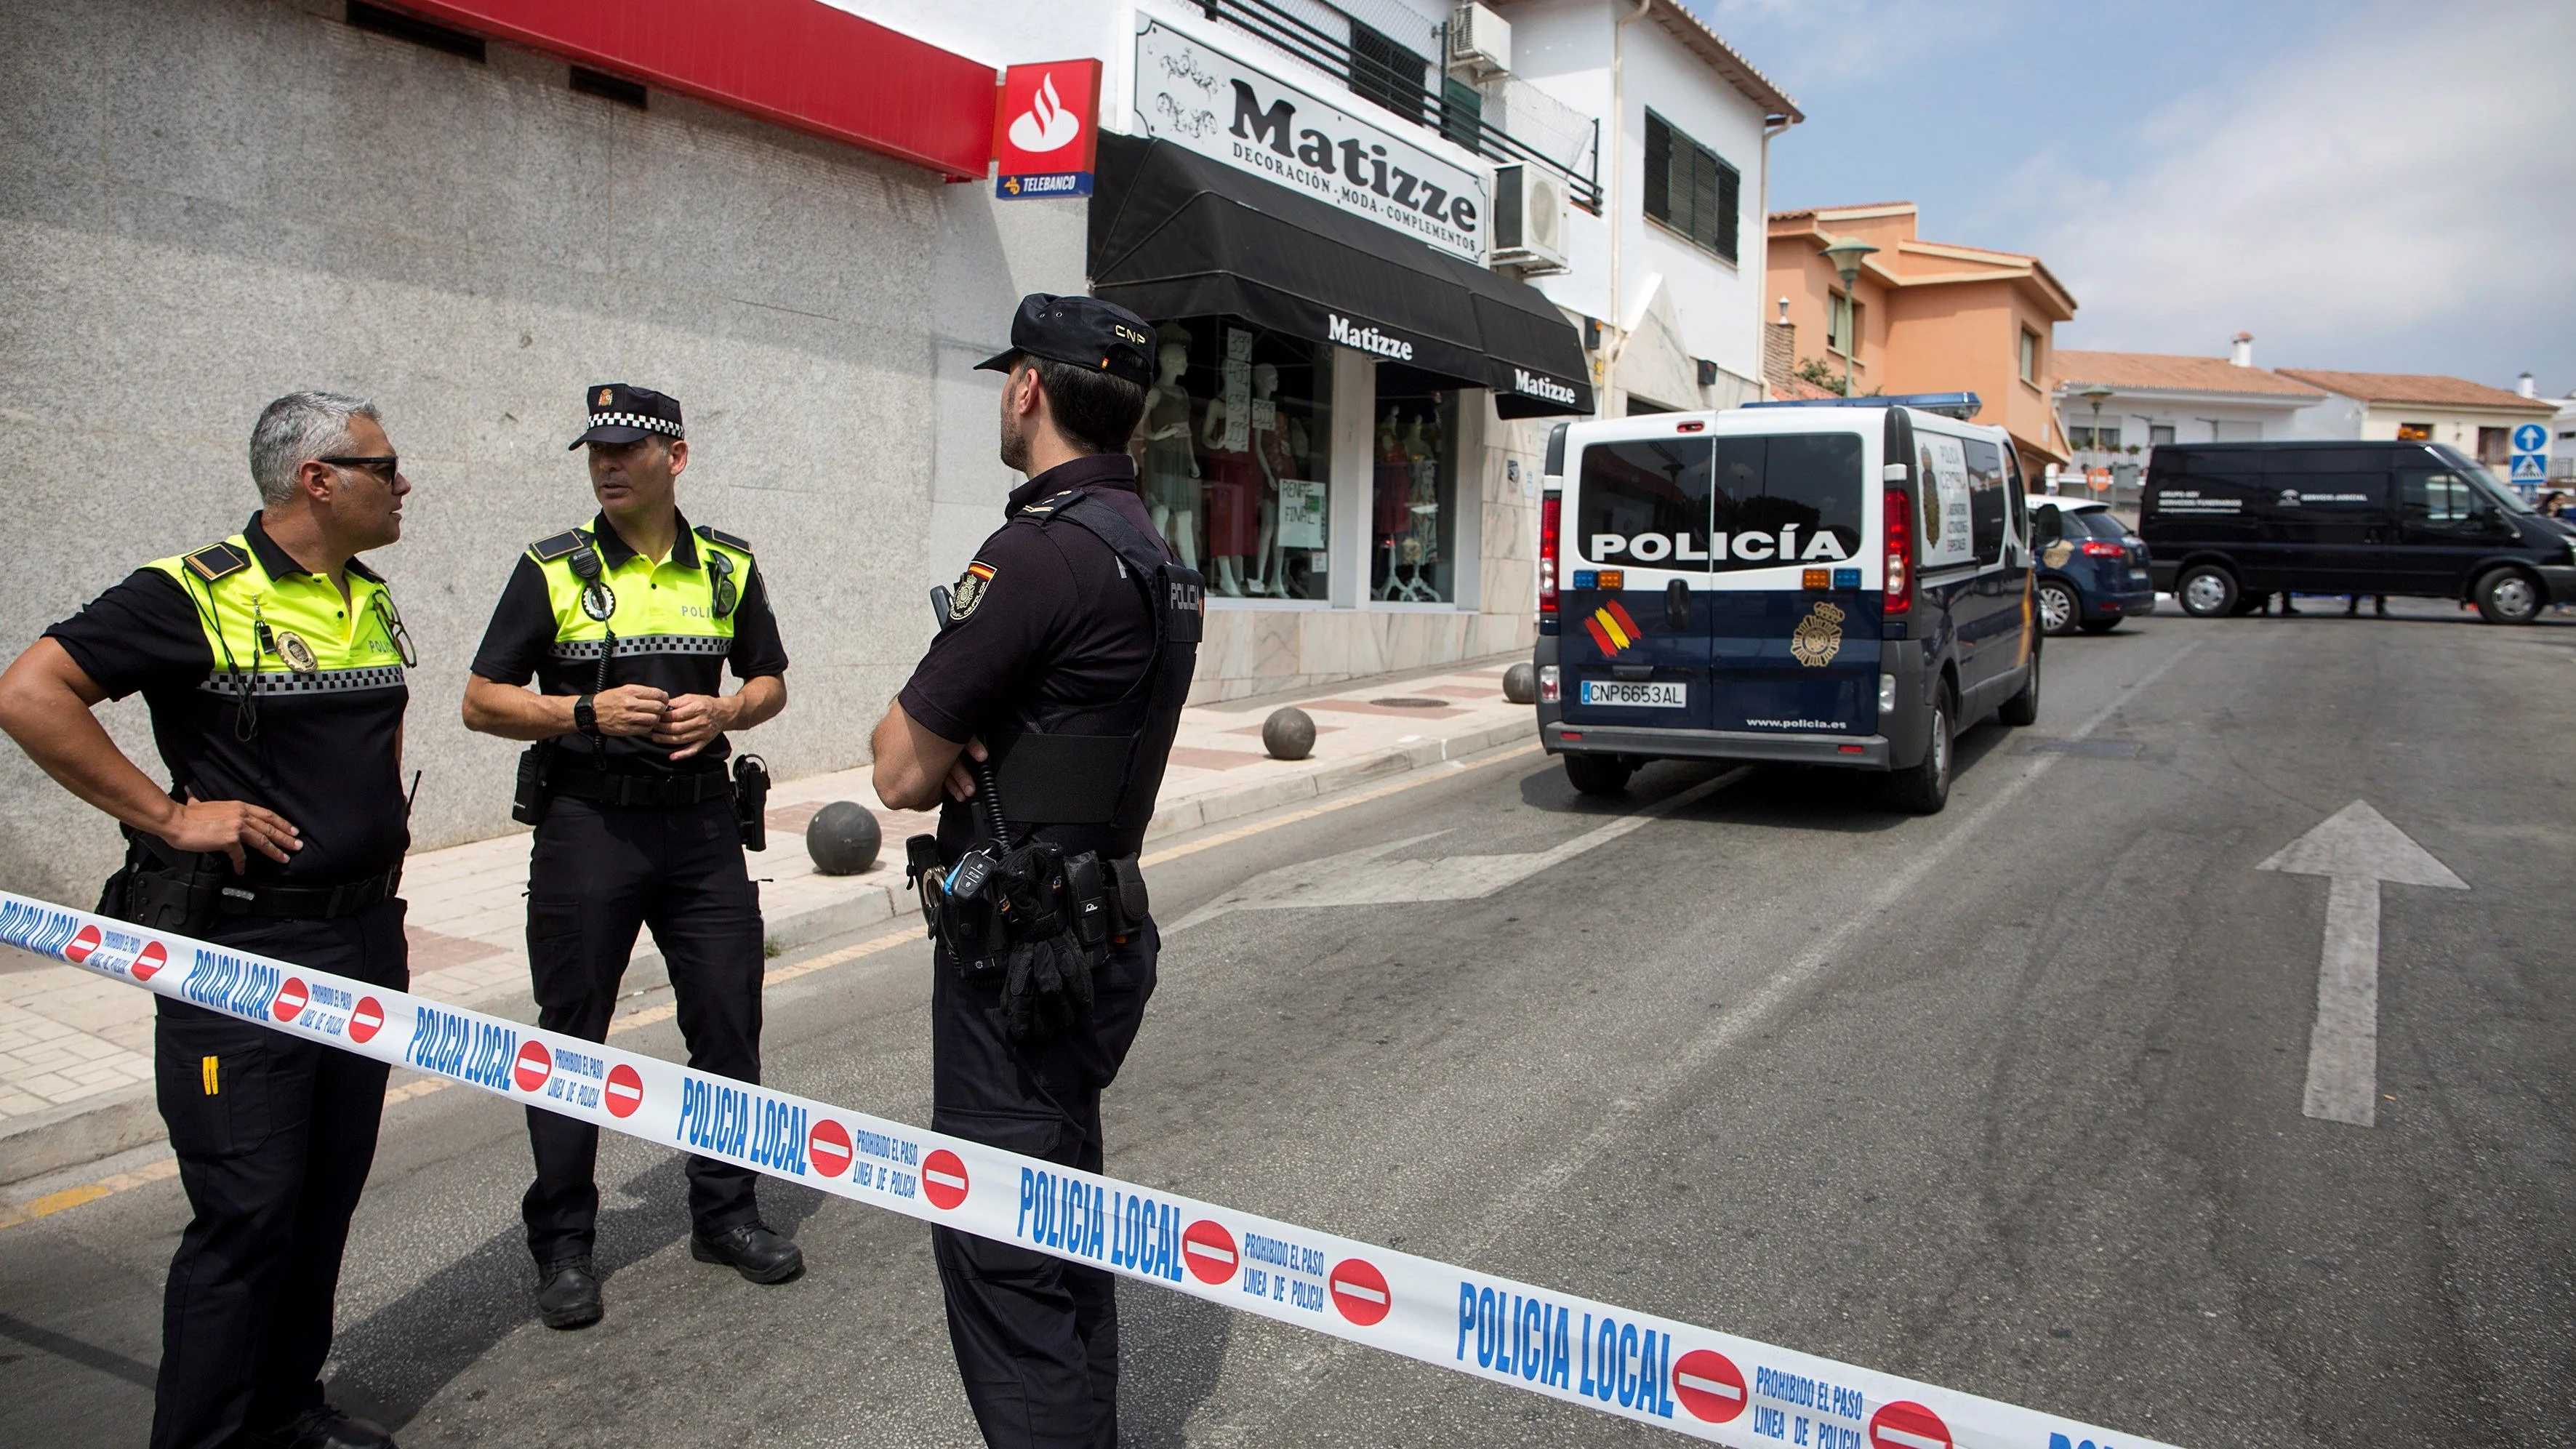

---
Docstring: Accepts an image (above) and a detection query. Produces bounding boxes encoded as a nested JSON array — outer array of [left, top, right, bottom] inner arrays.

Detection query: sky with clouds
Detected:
[[1693, 0, 2576, 396]]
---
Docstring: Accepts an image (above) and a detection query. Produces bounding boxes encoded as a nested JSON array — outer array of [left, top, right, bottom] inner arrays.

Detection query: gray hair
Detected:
[[249, 391, 381, 505]]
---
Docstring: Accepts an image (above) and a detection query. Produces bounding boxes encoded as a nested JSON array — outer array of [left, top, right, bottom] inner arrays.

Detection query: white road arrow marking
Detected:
[[1167, 769, 1744, 933], [2258, 800, 2465, 1127]]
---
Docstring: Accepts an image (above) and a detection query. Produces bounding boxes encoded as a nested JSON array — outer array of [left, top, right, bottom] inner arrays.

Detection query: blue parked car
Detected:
[[2027, 495, 2156, 635]]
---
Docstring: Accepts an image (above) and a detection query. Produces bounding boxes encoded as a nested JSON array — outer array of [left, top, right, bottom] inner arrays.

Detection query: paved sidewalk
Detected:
[[0, 657, 1533, 1184]]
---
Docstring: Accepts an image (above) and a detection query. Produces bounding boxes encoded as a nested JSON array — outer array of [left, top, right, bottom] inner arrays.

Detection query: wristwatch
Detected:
[[574, 694, 599, 737]]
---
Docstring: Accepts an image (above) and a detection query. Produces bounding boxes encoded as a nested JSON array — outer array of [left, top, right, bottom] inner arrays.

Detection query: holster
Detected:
[[906, 833, 942, 936], [510, 739, 555, 826], [96, 826, 223, 934], [732, 754, 771, 852]]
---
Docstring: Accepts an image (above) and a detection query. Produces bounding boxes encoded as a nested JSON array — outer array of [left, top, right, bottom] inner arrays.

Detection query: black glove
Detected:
[[1002, 929, 1094, 1041]]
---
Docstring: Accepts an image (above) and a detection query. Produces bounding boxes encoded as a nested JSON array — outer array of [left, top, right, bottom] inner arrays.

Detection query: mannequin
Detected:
[[1395, 417, 1439, 601], [1199, 373, 1257, 597], [1246, 364, 1291, 596], [1373, 406, 1408, 600], [1141, 342, 1199, 572]]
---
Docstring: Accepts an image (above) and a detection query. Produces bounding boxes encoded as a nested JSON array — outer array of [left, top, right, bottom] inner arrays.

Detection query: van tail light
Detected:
[[2079, 540, 2126, 558], [1884, 486, 1914, 615], [1538, 490, 1562, 618]]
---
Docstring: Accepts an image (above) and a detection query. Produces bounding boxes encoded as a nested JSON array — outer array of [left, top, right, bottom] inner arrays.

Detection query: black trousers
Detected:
[[151, 899, 407, 1449], [521, 795, 765, 1266], [932, 921, 1158, 1449]]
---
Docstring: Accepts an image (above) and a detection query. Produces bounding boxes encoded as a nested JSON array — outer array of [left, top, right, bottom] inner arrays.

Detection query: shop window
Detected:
[[1138, 319, 1334, 601], [1371, 366, 1461, 603], [2395, 422, 2433, 442]]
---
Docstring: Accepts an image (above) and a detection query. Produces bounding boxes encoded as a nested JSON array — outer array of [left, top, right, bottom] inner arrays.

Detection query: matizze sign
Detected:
[[1134, 22, 1488, 265]]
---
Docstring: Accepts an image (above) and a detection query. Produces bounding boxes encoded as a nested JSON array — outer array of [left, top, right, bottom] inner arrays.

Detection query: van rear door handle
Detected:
[[1664, 578, 1690, 630]]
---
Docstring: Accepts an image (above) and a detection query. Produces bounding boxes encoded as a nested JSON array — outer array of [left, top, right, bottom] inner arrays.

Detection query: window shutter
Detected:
[[1642, 112, 1672, 224], [1715, 158, 1740, 262], [1690, 148, 1720, 251]]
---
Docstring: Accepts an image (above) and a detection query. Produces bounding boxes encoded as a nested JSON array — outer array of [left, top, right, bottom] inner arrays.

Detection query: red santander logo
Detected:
[[995, 60, 1101, 179]]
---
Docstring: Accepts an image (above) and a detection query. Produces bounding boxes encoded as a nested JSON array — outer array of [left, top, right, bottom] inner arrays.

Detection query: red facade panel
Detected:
[[391, 0, 995, 175]]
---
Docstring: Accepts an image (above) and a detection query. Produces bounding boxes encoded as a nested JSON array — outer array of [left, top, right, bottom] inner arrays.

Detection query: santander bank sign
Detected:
[[995, 59, 1102, 199]]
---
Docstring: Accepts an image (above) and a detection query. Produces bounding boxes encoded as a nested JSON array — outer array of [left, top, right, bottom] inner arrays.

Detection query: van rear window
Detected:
[[1579, 433, 1863, 571]]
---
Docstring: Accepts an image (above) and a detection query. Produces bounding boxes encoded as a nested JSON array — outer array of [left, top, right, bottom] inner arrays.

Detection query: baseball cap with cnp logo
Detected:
[[976, 294, 1157, 390]]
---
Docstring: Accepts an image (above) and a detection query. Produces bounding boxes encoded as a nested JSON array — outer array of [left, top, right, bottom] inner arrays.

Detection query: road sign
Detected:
[[513, 1039, 553, 1093], [2514, 422, 2548, 453], [808, 1118, 853, 1179], [1182, 1219, 1239, 1283], [2511, 453, 2545, 482], [2512, 421, 2551, 486]]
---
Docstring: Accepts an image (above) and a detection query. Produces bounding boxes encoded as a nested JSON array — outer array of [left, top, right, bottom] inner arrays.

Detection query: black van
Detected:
[[1532, 395, 2041, 814], [2143, 441, 2576, 624]]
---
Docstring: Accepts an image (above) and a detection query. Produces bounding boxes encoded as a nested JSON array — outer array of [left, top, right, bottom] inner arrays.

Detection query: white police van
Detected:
[[1532, 395, 2041, 813]]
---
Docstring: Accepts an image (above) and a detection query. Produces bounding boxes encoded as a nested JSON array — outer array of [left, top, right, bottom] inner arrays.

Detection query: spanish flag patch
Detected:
[[1582, 600, 1642, 656]]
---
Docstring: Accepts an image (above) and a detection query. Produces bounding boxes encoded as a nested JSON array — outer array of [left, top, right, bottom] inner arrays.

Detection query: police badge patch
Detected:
[[948, 561, 996, 622], [2043, 539, 2075, 568], [581, 582, 617, 622], [274, 630, 319, 673], [1790, 601, 1846, 669]]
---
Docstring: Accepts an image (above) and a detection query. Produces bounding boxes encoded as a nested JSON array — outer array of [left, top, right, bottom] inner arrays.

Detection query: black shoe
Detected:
[[536, 1256, 603, 1330], [691, 1222, 805, 1284], [270, 1408, 398, 1449]]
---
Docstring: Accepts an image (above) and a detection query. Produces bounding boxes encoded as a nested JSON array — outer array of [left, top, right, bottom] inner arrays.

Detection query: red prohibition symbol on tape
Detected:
[[132, 942, 166, 981], [923, 1149, 970, 1210], [1673, 1349, 1749, 1423], [1868, 1400, 1953, 1449], [809, 1118, 854, 1179], [513, 1039, 553, 1093], [1182, 1219, 1238, 1284], [273, 976, 309, 1022], [1328, 1259, 1390, 1326], [348, 997, 384, 1044], [603, 1063, 643, 1118], [66, 925, 100, 963]]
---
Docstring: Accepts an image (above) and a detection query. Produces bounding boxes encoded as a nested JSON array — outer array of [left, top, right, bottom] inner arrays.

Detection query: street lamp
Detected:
[[2081, 383, 2114, 483], [1818, 238, 1877, 397]]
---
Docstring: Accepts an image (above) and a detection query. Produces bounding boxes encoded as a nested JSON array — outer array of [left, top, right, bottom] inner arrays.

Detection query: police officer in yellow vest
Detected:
[[0, 392, 414, 1449], [462, 384, 798, 1330]]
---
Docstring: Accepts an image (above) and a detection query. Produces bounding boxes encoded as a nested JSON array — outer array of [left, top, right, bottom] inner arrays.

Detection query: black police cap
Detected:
[[974, 294, 1157, 390], [569, 382, 685, 451]]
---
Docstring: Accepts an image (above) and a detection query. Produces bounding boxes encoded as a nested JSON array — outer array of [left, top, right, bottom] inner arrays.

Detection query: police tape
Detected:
[[2, 889, 2174, 1449]]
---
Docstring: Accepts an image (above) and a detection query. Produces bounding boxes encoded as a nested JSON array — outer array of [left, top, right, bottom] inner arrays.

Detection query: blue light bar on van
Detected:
[[1741, 391, 1983, 420]]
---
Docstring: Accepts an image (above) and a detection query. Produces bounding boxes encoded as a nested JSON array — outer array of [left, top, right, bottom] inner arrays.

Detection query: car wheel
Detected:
[[2037, 580, 2079, 636], [1998, 648, 2040, 726], [2079, 619, 2122, 634], [1885, 685, 1953, 815], [2178, 565, 2239, 618], [2473, 567, 2541, 625], [1563, 754, 1635, 797]]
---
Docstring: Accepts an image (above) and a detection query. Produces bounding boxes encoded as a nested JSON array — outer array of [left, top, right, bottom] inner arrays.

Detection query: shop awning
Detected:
[[1088, 134, 1595, 420]]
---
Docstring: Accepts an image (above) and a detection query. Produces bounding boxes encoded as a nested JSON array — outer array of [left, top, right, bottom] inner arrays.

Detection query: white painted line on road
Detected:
[[2258, 800, 2467, 1128]]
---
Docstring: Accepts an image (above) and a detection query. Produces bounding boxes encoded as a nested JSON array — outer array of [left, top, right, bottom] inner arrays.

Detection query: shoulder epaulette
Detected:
[[1016, 490, 1083, 521], [694, 525, 753, 553], [528, 530, 586, 563], [181, 542, 250, 583]]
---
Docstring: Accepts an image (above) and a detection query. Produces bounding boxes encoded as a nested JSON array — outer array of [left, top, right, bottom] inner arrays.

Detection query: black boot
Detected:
[[268, 1408, 398, 1449], [537, 1256, 603, 1330], [691, 1222, 806, 1284]]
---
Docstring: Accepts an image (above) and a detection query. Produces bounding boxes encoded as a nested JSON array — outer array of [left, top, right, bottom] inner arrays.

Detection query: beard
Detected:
[[998, 409, 1032, 473]]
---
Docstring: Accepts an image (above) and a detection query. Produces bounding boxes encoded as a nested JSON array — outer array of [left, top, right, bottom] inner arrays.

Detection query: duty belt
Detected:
[[215, 865, 403, 920], [542, 765, 733, 809]]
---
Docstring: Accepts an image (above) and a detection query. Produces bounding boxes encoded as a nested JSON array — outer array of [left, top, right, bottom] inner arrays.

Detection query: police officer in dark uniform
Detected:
[[462, 385, 800, 1330], [0, 392, 414, 1449], [872, 296, 1200, 1449]]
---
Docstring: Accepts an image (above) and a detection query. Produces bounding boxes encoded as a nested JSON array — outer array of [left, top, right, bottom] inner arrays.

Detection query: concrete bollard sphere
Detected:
[[1262, 706, 1317, 761], [806, 800, 882, 876], [1502, 661, 1538, 705]]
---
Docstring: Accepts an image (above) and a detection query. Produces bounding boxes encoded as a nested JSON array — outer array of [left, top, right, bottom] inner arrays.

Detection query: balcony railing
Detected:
[[1192, 0, 1605, 215]]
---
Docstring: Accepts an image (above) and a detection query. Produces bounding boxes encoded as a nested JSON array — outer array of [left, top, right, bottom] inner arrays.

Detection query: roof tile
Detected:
[[2055, 350, 2327, 399], [2271, 368, 2556, 412]]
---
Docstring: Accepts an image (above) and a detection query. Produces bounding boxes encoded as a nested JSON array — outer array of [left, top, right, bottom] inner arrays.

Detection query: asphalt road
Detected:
[[4, 602, 2572, 1448]]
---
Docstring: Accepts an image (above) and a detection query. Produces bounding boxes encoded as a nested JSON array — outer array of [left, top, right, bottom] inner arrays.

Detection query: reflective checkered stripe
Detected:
[[549, 635, 731, 661], [590, 411, 681, 438], [198, 665, 409, 696]]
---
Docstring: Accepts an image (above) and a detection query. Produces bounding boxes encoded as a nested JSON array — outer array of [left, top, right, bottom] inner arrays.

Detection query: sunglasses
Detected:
[[319, 454, 401, 483]]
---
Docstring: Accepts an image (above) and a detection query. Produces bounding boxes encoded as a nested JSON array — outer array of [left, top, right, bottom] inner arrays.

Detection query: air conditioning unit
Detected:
[[1490, 162, 1568, 273], [1450, 4, 1512, 78]]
